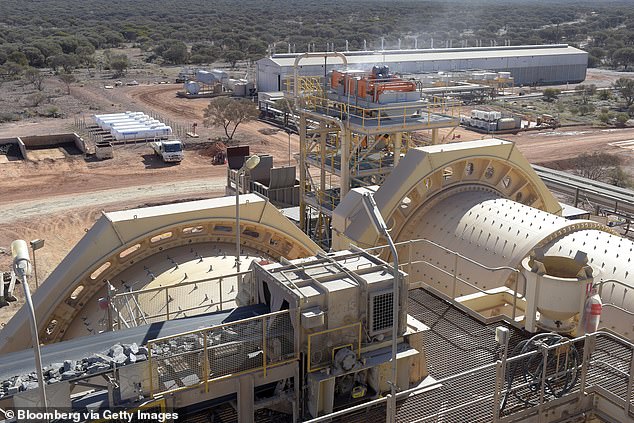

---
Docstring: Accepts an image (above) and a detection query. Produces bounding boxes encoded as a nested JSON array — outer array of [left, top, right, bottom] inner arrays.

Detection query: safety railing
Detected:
[[363, 237, 527, 325], [598, 278, 634, 316], [307, 322, 362, 372], [298, 95, 460, 132], [110, 270, 254, 329], [147, 309, 298, 396], [283, 75, 325, 96], [304, 186, 340, 212], [304, 331, 634, 423]]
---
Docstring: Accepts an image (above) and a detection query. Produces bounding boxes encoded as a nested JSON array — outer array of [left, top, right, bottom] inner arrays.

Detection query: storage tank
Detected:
[[211, 69, 229, 82], [196, 70, 217, 85], [497, 117, 517, 130], [185, 81, 201, 95]]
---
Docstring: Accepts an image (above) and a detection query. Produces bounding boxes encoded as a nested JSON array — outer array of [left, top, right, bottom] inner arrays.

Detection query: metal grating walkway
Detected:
[[408, 289, 527, 379], [317, 288, 532, 423]]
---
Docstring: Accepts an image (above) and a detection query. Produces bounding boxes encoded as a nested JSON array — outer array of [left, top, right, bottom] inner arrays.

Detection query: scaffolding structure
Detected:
[[290, 53, 461, 248]]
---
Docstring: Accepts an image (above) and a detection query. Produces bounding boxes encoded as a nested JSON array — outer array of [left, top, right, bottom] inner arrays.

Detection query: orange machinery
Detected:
[[331, 66, 416, 102]]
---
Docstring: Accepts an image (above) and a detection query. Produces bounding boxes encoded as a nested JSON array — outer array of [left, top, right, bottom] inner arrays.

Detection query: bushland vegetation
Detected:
[[1, 0, 634, 75]]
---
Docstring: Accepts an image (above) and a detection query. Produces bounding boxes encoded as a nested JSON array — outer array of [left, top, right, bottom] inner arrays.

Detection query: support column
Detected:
[[320, 131, 327, 202], [299, 115, 307, 229], [394, 133, 402, 166], [431, 128, 439, 145], [238, 375, 255, 423], [340, 129, 351, 197]]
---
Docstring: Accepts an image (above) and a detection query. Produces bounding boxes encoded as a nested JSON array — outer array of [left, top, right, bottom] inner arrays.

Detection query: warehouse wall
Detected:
[[256, 48, 588, 91]]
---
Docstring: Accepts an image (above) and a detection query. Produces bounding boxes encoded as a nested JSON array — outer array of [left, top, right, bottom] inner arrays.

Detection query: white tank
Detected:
[[185, 81, 201, 95], [211, 69, 229, 82], [196, 70, 216, 85], [497, 118, 517, 130]]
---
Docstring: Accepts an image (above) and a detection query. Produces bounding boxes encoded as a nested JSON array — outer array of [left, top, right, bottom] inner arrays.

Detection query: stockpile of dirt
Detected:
[[198, 141, 227, 158]]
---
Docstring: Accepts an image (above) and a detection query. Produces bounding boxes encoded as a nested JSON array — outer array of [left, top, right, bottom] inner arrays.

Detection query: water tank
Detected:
[[497, 118, 517, 130], [196, 70, 217, 85], [211, 69, 229, 82], [185, 81, 201, 95]]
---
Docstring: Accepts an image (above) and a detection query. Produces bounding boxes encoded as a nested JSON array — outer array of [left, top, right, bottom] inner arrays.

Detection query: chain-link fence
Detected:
[[148, 309, 297, 396]]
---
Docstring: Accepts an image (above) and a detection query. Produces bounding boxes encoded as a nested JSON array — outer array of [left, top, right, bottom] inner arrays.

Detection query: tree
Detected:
[[571, 152, 621, 182], [223, 50, 244, 68], [8, 51, 28, 67], [190, 43, 219, 65], [612, 47, 634, 70], [26, 92, 46, 107], [203, 97, 259, 141], [58, 72, 76, 94], [24, 67, 46, 91], [598, 90, 612, 101], [49, 53, 79, 73], [543, 88, 561, 102], [616, 112, 630, 127], [613, 78, 634, 107], [610, 167, 631, 188], [109, 54, 129, 77], [22, 46, 46, 68], [155, 40, 188, 64], [575, 84, 596, 104], [577, 103, 595, 116], [1, 61, 25, 78], [163, 42, 188, 64]]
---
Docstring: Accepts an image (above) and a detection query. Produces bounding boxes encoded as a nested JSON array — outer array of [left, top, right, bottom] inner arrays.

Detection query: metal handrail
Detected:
[[148, 308, 298, 397], [305, 332, 633, 423], [365, 237, 527, 322], [602, 303, 634, 317], [111, 270, 250, 298], [111, 270, 253, 328], [150, 308, 291, 344]]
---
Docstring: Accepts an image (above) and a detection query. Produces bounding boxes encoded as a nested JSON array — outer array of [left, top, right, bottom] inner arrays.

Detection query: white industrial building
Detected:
[[256, 44, 587, 92]]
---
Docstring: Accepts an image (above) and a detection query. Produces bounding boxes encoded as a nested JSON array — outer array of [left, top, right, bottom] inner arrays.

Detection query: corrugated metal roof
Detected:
[[259, 45, 587, 68]]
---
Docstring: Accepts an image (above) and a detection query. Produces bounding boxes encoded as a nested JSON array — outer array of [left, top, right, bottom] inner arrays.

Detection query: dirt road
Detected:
[[0, 178, 226, 225]]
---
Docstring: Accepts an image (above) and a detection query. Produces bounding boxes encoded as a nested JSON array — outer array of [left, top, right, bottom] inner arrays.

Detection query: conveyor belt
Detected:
[[533, 165, 634, 215], [0, 304, 269, 381]]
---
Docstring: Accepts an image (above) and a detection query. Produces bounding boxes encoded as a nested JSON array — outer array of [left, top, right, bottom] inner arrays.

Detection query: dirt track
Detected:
[[131, 84, 201, 120]]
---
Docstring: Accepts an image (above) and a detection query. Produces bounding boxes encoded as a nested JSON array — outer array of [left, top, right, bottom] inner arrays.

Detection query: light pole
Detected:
[[360, 193, 399, 423], [235, 155, 261, 274], [30, 239, 45, 289], [11, 240, 48, 412]]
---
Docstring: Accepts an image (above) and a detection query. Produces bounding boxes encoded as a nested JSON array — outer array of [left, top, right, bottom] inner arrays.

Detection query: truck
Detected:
[[151, 139, 184, 163]]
